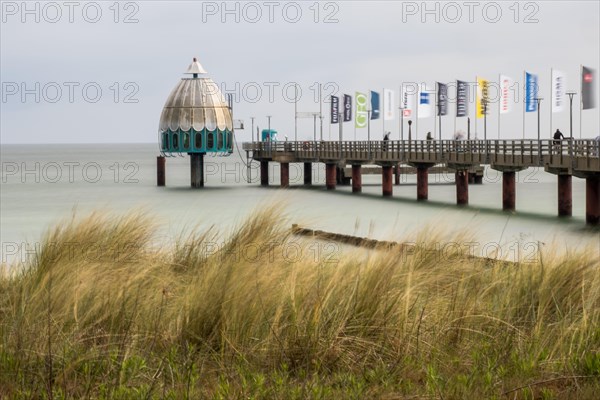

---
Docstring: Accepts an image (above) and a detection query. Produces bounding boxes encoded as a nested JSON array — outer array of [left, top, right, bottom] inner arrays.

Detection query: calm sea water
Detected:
[[1, 143, 598, 265]]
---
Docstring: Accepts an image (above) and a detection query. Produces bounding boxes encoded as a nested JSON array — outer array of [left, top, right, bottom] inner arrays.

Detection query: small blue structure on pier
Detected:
[[159, 58, 233, 155], [261, 129, 278, 142]]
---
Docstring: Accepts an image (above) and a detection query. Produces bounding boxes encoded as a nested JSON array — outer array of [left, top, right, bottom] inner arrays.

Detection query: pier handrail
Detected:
[[242, 139, 600, 171]]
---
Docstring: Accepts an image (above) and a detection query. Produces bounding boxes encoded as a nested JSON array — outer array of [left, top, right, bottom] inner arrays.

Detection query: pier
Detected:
[[153, 58, 600, 226], [241, 139, 600, 225]]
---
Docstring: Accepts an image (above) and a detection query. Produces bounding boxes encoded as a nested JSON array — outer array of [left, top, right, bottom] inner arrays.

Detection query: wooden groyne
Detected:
[[291, 224, 404, 250], [290, 224, 517, 266]]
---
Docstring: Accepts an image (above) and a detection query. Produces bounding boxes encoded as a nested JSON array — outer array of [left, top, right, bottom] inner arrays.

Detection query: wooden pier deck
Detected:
[[243, 139, 599, 173], [241, 139, 600, 225]]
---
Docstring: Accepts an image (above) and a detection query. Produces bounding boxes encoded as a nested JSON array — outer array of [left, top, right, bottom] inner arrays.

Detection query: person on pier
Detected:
[[553, 129, 565, 154]]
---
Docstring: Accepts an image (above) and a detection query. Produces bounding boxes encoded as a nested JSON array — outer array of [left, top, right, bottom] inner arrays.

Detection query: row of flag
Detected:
[[329, 66, 596, 129]]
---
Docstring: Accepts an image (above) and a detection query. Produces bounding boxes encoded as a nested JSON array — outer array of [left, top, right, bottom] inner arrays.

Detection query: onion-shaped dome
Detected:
[[159, 58, 233, 154]]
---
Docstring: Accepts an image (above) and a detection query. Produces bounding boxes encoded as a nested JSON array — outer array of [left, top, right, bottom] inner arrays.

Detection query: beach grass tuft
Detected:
[[1, 206, 599, 399]]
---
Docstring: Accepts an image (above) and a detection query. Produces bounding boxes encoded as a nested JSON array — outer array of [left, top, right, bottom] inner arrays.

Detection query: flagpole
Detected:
[[522, 71, 526, 139], [382, 87, 385, 138], [439, 96, 443, 140], [319, 83, 323, 141], [339, 111, 343, 158], [338, 104, 344, 144], [474, 76, 478, 139], [498, 74, 501, 139], [399, 86, 402, 141], [454, 80, 457, 138], [550, 68, 553, 137], [433, 84, 437, 141], [437, 84, 443, 140], [416, 89, 419, 139], [367, 92, 370, 148], [294, 83, 298, 142], [579, 64, 583, 139], [368, 109, 371, 158]]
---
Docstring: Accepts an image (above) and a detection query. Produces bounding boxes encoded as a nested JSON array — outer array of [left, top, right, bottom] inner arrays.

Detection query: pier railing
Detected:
[[243, 139, 600, 171]]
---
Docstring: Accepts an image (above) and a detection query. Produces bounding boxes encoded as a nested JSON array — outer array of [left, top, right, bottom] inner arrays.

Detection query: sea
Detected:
[[1, 143, 599, 267]]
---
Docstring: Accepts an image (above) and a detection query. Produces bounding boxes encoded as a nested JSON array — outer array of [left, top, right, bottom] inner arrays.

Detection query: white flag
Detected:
[[552, 69, 566, 113], [499, 75, 513, 114], [418, 86, 433, 119], [401, 84, 416, 118], [383, 89, 395, 120]]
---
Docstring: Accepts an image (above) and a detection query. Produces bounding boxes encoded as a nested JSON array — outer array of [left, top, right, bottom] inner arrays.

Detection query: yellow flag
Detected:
[[476, 77, 489, 119]]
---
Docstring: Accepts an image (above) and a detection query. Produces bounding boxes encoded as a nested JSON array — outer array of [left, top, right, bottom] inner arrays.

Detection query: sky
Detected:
[[1, 0, 599, 144]]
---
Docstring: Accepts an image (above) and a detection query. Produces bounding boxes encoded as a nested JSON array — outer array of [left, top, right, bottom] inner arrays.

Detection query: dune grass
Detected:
[[1, 206, 599, 399]]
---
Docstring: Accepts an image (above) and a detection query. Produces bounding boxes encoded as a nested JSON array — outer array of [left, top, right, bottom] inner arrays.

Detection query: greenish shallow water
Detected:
[[1, 143, 598, 266]]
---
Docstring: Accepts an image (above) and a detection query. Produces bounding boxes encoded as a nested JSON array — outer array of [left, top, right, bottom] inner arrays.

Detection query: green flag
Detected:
[[355, 92, 368, 128]]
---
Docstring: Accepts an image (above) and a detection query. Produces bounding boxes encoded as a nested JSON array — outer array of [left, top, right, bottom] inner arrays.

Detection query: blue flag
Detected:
[[370, 91, 380, 120], [525, 72, 538, 112], [418, 91, 432, 118]]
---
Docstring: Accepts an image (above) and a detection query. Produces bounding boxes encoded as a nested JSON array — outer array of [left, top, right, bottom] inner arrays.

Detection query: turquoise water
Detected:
[[1, 143, 598, 266]]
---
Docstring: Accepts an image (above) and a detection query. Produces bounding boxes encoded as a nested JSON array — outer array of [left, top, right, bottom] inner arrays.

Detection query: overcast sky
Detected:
[[1, 0, 599, 144]]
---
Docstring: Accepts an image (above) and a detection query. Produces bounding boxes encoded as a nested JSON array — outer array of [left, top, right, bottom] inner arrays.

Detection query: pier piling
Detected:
[[382, 166, 393, 196], [156, 156, 165, 187], [326, 163, 336, 190], [558, 174, 572, 217], [502, 171, 516, 211], [190, 153, 204, 188], [260, 161, 269, 187], [304, 162, 312, 185], [394, 164, 401, 185], [352, 165, 362, 193], [586, 176, 600, 225], [456, 170, 469, 205], [280, 162, 289, 188], [417, 166, 429, 200]]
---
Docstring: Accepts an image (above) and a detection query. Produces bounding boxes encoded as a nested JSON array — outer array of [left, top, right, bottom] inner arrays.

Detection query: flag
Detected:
[[383, 89, 395, 120], [355, 92, 368, 128], [525, 72, 538, 112], [437, 82, 448, 116], [500, 75, 513, 114], [370, 91, 380, 120], [476, 77, 489, 118], [418, 88, 432, 119], [401, 84, 415, 118], [343, 94, 352, 121], [456, 80, 469, 117], [582, 66, 596, 110], [551, 69, 566, 113], [330, 95, 339, 124]]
